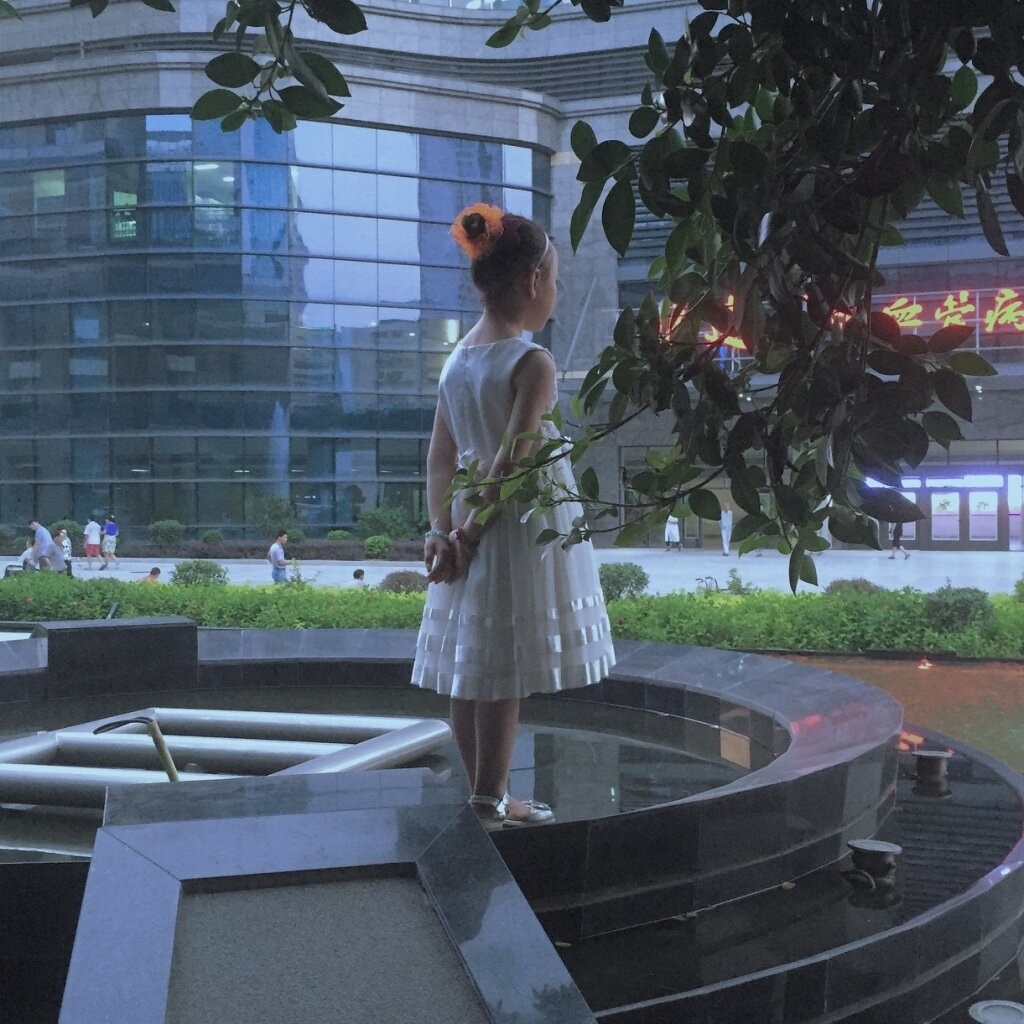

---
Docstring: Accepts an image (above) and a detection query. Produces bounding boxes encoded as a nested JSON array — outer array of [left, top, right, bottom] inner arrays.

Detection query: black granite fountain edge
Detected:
[[0, 621, 903, 939], [592, 723, 1024, 1024]]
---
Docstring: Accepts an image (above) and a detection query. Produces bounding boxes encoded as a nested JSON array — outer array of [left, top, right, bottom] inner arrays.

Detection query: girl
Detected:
[[412, 204, 616, 829]]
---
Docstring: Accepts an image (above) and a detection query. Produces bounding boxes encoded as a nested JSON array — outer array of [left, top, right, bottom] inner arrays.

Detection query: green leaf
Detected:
[[261, 98, 297, 134], [192, 89, 244, 120], [731, 513, 767, 544], [629, 106, 660, 139], [205, 51, 260, 88], [601, 178, 635, 257], [791, 549, 817, 589], [304, 0, 366, 34], [615, 517, 652, 547], [486, 18, 521, 48], [878, 224, 905, 246], [570, 180, 603, 252], [947, 351, 997, 376], [570, 120, 598, 161], [297, 50, 350, 97], [613, 306, 636, 350], [578, 140, 633, 183], [579, 0, 612, 23], [926, 177, 965, 218], [580, 467, 600, 499], [277, 85, 342, 120], [729, 467, 762, 517], [535, 529, 560, 545], [0, 0, 22, 16], [950, 65, 978, 110], [975, 175, 1009, 257], [928, 323, 973, 353], [688, 488, 721, 521], [859, 487, 925, 523], [220, 108, 248, 133], [922, 410, 964, 448], [527, 13, 552, 30], [933, 367, 972, 422]]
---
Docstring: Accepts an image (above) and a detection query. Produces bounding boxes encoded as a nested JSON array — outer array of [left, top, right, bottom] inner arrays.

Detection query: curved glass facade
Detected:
[[0, 115, 551, 535]]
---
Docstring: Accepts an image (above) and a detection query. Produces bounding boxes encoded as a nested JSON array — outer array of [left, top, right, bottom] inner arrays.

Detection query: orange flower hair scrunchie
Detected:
[[451, 203, 504, 260]]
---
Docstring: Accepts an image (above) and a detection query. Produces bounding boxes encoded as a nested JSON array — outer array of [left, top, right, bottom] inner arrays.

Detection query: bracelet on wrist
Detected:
[[424, 528, 449, 540]]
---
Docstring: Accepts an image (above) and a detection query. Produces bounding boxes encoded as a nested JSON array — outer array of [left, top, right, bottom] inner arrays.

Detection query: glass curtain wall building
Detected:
[[0, 114, 549, 535]]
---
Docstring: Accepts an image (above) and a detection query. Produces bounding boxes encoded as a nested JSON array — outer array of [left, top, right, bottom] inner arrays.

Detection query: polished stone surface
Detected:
[[5, 623, 1017, 1023], [62, 770, 596, 1024]]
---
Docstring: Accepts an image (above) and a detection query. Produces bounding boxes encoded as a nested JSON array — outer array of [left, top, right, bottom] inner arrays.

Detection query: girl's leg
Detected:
[[450, 697, 478, 792], [473, 697, 520, 800]]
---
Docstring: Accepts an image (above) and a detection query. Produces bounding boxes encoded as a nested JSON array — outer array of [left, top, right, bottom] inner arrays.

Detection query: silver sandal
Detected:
[[502, 794, 555, 828], [468, 793, 509, 831]]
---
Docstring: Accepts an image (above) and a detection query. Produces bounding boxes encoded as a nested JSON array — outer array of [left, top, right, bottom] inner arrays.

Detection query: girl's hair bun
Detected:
[[451, 203, 504, 260]]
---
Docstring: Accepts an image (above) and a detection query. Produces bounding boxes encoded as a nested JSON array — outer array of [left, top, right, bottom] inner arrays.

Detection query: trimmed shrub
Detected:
[[149, 520, 185, 547], [201, 529, 223, 545], [364, 535, 391, 559], [169, 560, 228, 586], [923, 583, 994, 633], [357, 504, 412, 541], [1014, 575, 1024, 602], [599, 562, 650, 603], [49, 519, 84, 544], [327, 529, 352, 541], [287, 528, 305, 544], [824, 578, 883, 595], [380, 570, 429, 593]]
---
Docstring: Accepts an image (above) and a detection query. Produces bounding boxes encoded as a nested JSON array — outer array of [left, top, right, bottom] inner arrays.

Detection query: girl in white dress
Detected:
[[412, 203, 615, 829]]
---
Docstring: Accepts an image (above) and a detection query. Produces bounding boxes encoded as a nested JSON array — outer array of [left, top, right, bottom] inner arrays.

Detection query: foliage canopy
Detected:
[[6, 0, 1023, 590]]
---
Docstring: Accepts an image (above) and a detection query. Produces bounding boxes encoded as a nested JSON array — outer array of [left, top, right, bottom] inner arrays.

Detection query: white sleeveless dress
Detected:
[[412, 336, 616, 701]]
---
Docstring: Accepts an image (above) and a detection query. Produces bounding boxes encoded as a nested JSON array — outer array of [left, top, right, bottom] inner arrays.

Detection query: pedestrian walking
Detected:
[[99, 515, 119, 570], [412, 202, 615, 829], [82, 516, 102, 570], [267, 530, 289, 584], [721, 503, 734, 556], [664, 515, 681, 551], [889, 521, 910, 559]]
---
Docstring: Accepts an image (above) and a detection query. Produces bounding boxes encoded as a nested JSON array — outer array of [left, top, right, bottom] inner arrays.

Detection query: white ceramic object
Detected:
[[968, 1000, 1024, 1023]]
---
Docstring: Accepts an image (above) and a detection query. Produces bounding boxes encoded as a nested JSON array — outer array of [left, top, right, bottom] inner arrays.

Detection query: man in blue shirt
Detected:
[[27, 518, 64, 571]]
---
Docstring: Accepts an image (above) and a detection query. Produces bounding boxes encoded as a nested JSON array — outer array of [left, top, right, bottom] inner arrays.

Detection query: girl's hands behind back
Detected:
[[424, 536, 455, 584]]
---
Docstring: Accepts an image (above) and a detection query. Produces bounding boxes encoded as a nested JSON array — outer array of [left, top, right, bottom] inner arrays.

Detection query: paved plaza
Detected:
[[67, 545, 1024, 596]]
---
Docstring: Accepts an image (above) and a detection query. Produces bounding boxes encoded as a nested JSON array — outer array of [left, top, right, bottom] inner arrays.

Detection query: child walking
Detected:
[[412, 204, 616, 829]]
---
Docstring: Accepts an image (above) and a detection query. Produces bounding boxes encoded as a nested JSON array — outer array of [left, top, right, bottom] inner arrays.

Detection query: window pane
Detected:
[[197, 481, 244, 526], [291, 121, 333, 166], [333, 124, 376, 170], [377, 176, 418, 218], [291, 212, 334, 255], [503, 145, 533, 187], [332, 170, 376, 214], [378, 131, 418, 174], [379, 219, 419, 262], [334, 215, 377, 259], [152, 481, 195, 522], [290, 165, 332, 211]]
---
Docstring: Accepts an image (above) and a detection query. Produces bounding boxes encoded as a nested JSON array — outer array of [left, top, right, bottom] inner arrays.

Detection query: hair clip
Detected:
[[451, 203, 504, 260]]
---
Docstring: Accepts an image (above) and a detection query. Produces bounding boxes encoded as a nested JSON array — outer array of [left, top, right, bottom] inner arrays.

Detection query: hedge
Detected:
[[2, 574, 1023, 658]]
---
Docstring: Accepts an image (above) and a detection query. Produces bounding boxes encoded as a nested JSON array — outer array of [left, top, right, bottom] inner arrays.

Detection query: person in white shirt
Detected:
[[82, 517, 102, 570], [19, 540, 37, 571], [57, 528, 73, 577], [267, 530, 288, 584], [720, 503, 734, 556]]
